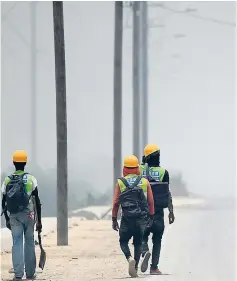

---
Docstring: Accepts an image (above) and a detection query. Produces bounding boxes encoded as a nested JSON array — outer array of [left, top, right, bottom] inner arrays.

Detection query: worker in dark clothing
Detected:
[[1, 150, 42, 281], [140, 144, 175, 275], [112, 155, 155, 278]]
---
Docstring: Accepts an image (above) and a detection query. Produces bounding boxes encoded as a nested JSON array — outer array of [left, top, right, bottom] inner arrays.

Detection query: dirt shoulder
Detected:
[[1, 220, 133, 281]]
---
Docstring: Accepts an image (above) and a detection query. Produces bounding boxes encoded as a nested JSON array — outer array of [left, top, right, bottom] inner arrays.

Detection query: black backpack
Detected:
[[118, 176, 149, 218], [145, 164, 170, 209], [5, 173, 31, 214]]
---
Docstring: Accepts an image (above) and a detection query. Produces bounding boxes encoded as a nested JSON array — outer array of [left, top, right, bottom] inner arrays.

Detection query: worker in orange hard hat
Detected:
[[1, 150, 42, 280], [112, 155, 155, 278], [139, 144, 175, 275]]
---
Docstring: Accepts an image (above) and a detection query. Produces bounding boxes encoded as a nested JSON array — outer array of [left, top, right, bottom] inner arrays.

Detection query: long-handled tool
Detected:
[[33, 196, 46, 270], [38, 230, 46, 270]]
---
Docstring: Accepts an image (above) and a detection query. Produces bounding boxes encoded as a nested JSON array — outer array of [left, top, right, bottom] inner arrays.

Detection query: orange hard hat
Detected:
[[144, 144, 160, 157], [13, 150, 28, 163], [124, 155, 139, 168]]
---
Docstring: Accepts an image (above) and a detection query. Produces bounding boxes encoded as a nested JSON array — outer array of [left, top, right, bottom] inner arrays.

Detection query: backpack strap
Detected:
[[145, 164, 156, 182], [118, 177, 130, 188], [8, 172, 28, 180], [20, 172, 28, 179], [8, 175, 14, 180], [144, 163, 149, 177], [119, 176, 142, 190], [132, 175, 142, 188]]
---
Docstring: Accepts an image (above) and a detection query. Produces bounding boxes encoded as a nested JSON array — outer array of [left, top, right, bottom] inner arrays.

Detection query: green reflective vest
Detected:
[[117, 174, 148, 198], [4, 170, 34, 195], [140, 164, 165, 182]]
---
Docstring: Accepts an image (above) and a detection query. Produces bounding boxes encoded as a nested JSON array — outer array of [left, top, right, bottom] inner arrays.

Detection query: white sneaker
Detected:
[[128, 257, 138, 277]]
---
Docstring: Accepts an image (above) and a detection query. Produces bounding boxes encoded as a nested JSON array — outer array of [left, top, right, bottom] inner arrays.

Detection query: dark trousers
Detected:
[[142, 218, 165, 270], [119, 216, 147, 268]]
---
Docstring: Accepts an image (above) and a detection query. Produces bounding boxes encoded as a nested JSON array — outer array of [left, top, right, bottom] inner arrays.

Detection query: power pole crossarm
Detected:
[[52, 1, 68, 246]]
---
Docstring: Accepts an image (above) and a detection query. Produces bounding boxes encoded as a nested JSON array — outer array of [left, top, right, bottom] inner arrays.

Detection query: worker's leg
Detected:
[[23, 210, 36, 278], [150, 218, 165, 270], [140, 226, 152, 273], [141, 227, 150, 254], [119, 217, 133, 260], [10, 214, 24, 279], [119, 218, 137, 277], [133, 218, 147, 269]]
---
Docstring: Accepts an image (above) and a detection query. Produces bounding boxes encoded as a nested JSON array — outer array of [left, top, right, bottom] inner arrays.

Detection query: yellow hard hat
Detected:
[[144, 144, 160, 157], [124, 155, 139, 168], [13, 150, 28, 163]]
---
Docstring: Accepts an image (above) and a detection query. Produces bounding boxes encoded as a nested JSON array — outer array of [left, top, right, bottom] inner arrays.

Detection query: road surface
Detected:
[[1, 205, 235, 281], [153, 207, 236, 281]]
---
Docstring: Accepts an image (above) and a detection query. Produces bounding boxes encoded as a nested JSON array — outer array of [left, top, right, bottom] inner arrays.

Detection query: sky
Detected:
[[1, 1, 236, 197]]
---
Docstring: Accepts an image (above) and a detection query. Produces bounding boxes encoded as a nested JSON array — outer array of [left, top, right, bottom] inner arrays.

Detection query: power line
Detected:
[[4, 20, 31, 47], [2, 3, 31, 49], [149, 3, 236, 27], [1, 2, 18, 22], [2, 3, 38, 50], [123, 2, 235, 28]]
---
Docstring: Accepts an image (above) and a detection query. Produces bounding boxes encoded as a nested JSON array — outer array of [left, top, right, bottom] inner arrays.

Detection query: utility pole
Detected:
[[133, 1, 141, 160], [31, 2, 37, 166], [113, 1, 123, 191], [140, 1, 148, 150], [53, 1, 68, 246]]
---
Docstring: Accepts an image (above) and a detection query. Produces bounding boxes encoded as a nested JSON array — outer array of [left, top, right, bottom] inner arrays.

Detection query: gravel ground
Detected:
[[1, 205, 235, 281]]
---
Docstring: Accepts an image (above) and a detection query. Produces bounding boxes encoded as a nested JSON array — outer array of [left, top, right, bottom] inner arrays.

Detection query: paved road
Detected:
[[109, 204, 236, 281], [1, 204, 236, 281], [134, 207, 236, 281]]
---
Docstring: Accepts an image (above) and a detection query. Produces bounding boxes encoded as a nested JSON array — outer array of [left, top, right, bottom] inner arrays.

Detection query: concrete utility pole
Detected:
[[113, 1, 123, 191], [52, 1, 68, 246], [133, 1, 141, 161], [31, 2, 37, 165], [140, 1, 148, 151]]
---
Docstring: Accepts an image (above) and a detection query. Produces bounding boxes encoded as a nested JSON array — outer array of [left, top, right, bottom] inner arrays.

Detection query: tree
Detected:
[[170, 172, 189, 196]]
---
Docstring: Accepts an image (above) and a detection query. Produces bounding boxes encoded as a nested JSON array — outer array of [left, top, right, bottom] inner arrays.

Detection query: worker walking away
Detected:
[[140, 144, 175, 275], [1, 150, 42, 281], [112, 155, 155, 278]]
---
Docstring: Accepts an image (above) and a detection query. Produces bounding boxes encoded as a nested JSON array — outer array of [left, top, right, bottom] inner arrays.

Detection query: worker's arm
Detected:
[[147, 182, 155, 216], [31, 175, 42, 225], [1, 180, 9, 221], [1, 194, 9, 221], [32, 187, 42, 223], [163, 170, 174, 213], [112, 184, 121, 218]]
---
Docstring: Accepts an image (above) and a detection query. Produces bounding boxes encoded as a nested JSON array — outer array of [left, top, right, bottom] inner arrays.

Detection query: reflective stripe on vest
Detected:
[[140, 165, 165, 182], [118, 174, 148, 198]]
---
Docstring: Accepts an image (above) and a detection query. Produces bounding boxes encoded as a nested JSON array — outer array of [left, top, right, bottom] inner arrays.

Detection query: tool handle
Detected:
[[38, 231, 43, 249]]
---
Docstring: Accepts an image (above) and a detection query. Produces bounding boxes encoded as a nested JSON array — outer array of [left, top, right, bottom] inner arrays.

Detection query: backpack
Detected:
[[144, 164, 170, 209], [5, 173, 31, 214], [118, 176, 149, 218]]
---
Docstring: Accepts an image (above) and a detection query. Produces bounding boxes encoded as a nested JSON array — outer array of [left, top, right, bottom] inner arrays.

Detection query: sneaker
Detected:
[[150, 268, 162, 275], [127, 257, 138, 277], [141, 251, 151, 273], [135, 267, 138, 276], [9, 268, 25, 274], [26, 274, 37, 280], [12, 277, 22, 281]]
